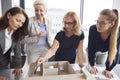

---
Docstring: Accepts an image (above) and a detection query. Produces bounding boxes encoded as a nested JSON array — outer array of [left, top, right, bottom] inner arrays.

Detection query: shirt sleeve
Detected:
[[88, 25, 96, 66], [12, 41, 22, 68], [106, 33, 120, 71], [105, 51, 119, 71], [55, 31, 64, 42], [105, 28, 120, 71], [79, 31, 85, 40]]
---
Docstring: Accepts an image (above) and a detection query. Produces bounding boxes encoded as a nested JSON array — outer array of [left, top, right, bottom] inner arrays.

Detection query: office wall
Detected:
[[113, 0, 120, 12]]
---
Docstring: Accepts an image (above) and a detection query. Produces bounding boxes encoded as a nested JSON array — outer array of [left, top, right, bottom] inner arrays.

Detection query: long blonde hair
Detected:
[[62, 11, 82, 35], [100, 9, 119, 65]]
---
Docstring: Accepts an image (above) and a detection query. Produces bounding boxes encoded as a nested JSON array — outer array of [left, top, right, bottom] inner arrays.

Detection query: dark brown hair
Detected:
[[0, 7, 29, 42]]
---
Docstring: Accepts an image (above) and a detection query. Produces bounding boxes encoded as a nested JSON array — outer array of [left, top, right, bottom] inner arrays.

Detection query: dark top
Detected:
[[55, 31, 84, 63], [88, 25, 119, 71]]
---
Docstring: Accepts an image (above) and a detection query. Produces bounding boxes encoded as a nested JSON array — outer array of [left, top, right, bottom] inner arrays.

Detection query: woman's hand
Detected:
[[36, 57, 46, 65], [12, 68, 23, 75], [89, 66, 98, 74], [0, 76, 8, 80], [37, 31, 45, 38], [102, 70, 113, 79]]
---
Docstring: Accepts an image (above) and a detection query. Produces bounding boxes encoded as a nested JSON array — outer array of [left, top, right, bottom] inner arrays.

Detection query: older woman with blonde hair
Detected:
[[36, 11, 86, 67], [23, 0, 52, 64]]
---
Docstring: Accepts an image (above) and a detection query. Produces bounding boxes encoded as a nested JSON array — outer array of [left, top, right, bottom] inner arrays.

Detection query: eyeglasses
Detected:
[[96, 20, 110, 27], [63, 21, 75, 26]]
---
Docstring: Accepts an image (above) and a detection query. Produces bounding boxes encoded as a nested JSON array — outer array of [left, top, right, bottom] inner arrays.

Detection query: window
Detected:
[[83, 0, 113, 29], [12, 0, 20, 7]]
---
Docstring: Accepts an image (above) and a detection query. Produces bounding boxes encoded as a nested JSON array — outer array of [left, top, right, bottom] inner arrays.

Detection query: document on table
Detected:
[[71, 64, 81, 71], [70, 64, 81, 73], [91, 66, 120, 80]]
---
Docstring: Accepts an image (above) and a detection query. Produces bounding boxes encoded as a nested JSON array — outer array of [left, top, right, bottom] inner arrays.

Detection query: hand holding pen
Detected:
[[36, 57, 46, 66], [34, 57, 46, 74], [34, 64, 38, 74]]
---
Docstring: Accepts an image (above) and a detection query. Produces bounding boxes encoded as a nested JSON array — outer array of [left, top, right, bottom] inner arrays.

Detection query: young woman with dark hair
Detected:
[[0, 7, 29, 80]]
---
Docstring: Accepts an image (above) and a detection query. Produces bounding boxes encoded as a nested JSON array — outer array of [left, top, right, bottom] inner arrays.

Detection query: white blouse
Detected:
[[3, 28, 13, 54]]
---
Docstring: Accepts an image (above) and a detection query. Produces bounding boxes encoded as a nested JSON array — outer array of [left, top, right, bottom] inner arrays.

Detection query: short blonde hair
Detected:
[[33, 0, 47, 10]]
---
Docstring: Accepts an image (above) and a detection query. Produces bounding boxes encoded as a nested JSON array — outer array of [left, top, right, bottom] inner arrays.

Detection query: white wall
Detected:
[[113, 0, 120, 12]]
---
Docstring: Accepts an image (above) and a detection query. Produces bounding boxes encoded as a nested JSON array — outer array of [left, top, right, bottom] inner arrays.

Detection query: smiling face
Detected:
[[34, 4, 47, 19], [7, 13, 26, 31]]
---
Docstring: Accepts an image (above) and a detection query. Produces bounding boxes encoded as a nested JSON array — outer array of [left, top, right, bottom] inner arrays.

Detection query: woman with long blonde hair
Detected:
[[88, 9, 119, 78]]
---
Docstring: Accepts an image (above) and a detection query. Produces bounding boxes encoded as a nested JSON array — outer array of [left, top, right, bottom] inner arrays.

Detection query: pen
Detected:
[[34, 56, 42, 74], [34, 65, 38, 74]]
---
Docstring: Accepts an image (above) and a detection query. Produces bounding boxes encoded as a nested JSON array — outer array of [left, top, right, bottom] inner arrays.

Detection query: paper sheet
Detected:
[[71, 64, 81, 71], [91, 66, 120, 80]]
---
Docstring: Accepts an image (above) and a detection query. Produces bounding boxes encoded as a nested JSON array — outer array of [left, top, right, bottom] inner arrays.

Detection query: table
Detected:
[[113, 64, 120, 78], [83, 64, 120, 80], [21, 61, 120, 80]]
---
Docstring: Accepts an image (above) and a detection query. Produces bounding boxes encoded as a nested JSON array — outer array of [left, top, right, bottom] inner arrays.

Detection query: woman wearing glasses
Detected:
[[88, 9, 119, 78], [36, 11, 86, 67]]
